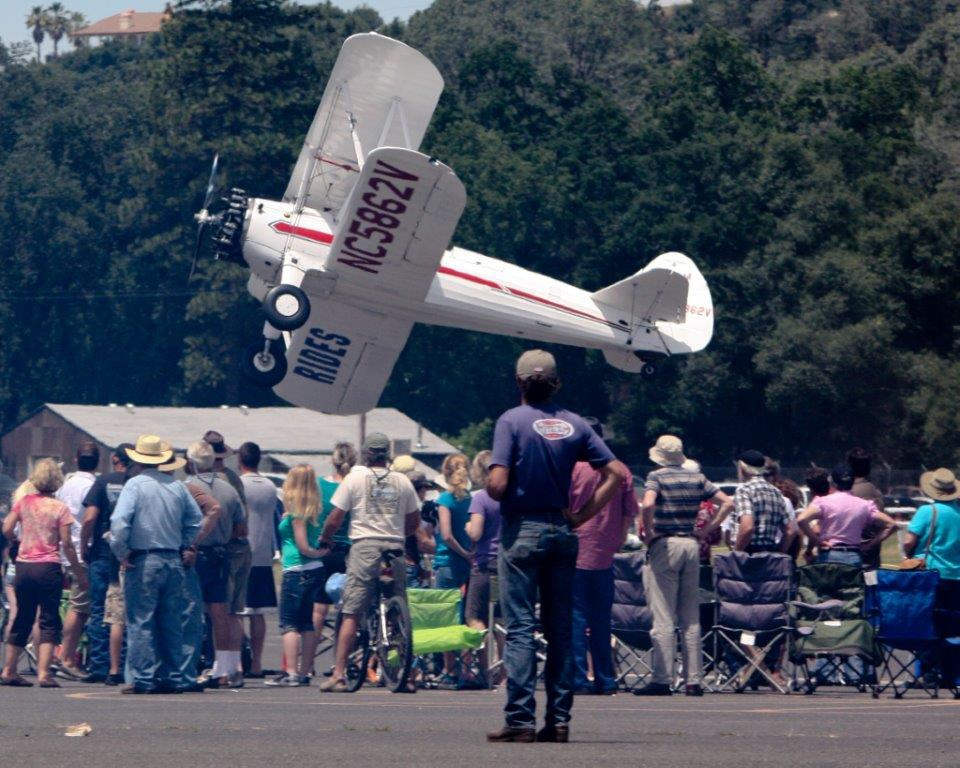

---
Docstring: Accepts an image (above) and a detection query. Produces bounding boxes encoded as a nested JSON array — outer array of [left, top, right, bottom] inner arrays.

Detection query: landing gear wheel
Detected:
[[263, 284, 311, 331], [642, 363, 656, 376], [241, 339, 287, 387]]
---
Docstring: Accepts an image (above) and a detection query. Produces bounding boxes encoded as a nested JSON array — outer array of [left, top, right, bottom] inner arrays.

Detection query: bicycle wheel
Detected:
[[378, 596, 413, 693], [335, 608, 370, 692]]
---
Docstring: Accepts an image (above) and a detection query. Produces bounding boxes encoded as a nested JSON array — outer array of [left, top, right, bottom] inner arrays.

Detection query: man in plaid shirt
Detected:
[[733, 450, 793, 553]]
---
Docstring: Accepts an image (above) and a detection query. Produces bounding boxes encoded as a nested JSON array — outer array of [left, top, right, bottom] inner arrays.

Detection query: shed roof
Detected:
[[41, 404, 454, 456]]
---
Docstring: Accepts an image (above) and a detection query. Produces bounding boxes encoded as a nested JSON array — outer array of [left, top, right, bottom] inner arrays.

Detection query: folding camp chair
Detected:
[[707, 551, 794, 694], [791, 563, 877, 693], [871, 569, 940, 699], [935, 579, 960, 699], [407, 588, 486, 688], [611, 552, 654, 690]]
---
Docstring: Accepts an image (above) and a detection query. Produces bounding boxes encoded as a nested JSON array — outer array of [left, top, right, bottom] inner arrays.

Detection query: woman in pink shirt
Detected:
[[1, 459, 85, 687], [797, 464, 896, 568]]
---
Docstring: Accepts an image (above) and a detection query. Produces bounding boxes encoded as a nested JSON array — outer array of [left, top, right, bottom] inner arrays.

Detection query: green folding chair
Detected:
[[408, 588, 486, 688]]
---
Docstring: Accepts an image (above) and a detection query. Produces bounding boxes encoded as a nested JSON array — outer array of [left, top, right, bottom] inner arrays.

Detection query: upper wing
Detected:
[[275, 299, 413, 415], [284, 33, 444, 216], [325, 146, 466, 301]]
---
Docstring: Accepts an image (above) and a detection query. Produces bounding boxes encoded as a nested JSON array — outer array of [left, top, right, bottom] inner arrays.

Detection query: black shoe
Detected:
[[685, 684, 704, 697], [81, 673, 107, 684], [536, 724, 569, 743], [152, 684, 183, 694], [178, 683, 206, 693], [487, 725, 536, 743], [121, 684, 152, 694], [104, 673, 123, 686], [573, 686, 596, 695], [632, 683, 672, 696]]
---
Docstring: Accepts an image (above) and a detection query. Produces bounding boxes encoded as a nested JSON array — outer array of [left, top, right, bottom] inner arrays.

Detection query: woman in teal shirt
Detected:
[[435, 454, 474, 589], [267, 465, 325, 688], [313, 442, 357, 633]]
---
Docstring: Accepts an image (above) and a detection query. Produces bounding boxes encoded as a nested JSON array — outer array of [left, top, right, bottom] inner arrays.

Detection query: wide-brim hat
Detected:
[[649, 435, 686, 467], [126, 435, 174, 466], [738, 449, 767, 476], [920, 468, 960, 501], [202, 430, 233, 458], [159, 453, 187, 473]]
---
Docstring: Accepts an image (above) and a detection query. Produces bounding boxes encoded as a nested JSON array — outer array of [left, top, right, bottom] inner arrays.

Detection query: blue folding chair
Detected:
[[871, 569, 940, 698]]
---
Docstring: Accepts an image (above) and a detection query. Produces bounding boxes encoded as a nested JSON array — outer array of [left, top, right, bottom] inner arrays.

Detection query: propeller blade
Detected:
[[202, 153, 220, 210], [189, 224, 205, 282]]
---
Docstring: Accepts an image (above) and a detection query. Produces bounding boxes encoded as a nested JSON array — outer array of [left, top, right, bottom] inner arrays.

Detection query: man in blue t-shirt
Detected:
[[485, 349, 627, 744]]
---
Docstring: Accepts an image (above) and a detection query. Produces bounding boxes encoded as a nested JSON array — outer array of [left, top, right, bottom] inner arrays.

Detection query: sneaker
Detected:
[[104, 673, 124, 687], [318, 676, 348, 693], [81, 672, 107, 684], [227, 671, 245, 689], [179, 683, 206, 693], [632, 682, 672, 696], [536, 724, 569, 743], [54, 661, 84, 680], [264, 673, 301, 687], [684, 684, 704, 697], [297, 676, 311, 686], [121, 684, 152, 694], [486, 725, 536, 743]]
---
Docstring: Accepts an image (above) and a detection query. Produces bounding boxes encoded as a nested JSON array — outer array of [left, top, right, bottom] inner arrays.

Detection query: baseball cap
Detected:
[[362, 432, 391, 455], [516, 349, 557, 380], [406, 471, 442, 491]]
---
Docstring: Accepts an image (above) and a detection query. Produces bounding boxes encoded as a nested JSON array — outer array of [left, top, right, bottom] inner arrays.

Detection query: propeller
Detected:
[[190, 152, 220, 281]]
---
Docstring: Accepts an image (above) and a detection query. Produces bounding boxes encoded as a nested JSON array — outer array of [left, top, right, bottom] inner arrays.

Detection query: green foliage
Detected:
[[2, 0, 960, 471]]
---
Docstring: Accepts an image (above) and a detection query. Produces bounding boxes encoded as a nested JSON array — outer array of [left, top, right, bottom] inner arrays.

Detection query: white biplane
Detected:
[[194, 33, 714, 415]]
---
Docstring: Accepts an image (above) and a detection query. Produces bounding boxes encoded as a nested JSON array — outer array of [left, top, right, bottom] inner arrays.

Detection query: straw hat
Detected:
[[125, 435, 174, 465], [920, 468, 960, 501], [158, 452, 187, 473], [649, 435, 686, 467]]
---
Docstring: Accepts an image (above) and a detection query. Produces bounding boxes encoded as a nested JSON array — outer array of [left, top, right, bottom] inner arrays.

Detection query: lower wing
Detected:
[[274, 299, 413, 415]]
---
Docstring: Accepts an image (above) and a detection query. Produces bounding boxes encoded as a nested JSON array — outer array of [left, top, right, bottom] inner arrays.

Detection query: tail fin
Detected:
[[592, 252, 713, 371]]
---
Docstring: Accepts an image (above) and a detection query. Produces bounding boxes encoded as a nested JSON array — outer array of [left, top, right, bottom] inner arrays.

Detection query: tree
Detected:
[[45, 3, 69, 58], [26, 5, 47, 62], [68, 12, 87, 49]]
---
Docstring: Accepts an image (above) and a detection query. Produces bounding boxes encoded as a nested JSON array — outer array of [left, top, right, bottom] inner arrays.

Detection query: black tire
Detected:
[[334, 608, 370, 693], [378, 596, 413, 693], [263, 284, 311, 331], [241, 339, 287, 387]]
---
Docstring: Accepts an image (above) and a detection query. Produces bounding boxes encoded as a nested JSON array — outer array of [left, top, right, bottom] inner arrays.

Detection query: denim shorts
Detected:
[[279, 567, 325, 634], [196, 546, 228, 604]]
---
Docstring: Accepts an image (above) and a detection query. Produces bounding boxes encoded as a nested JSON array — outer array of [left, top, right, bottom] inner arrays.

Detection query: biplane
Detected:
[[194, 33, 714, 414]]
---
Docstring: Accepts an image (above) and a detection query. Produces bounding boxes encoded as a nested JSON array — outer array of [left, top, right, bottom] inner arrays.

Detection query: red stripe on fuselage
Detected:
[[270, 221, 334, 245], [436, 265, 617, 329]]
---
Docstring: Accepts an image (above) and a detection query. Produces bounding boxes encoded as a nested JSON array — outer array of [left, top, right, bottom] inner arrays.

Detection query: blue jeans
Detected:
[[125, 552, 187, 691], [817, 549, 863, 568], [572, 567, 615, 692], [498, 513, 578, 728], [180, 566, 204, 684], [85, 558, 112, 676]]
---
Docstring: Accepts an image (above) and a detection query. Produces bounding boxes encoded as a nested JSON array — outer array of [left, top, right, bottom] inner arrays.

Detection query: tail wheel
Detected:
[[241, 338, 287, 387], [263, 284, 311, 331], [378, 596, 413, 693], [335, 608, 370, 693], [641, 363, 656, 376]]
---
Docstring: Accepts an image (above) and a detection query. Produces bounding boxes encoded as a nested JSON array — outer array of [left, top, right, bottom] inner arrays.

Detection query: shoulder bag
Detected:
[[900, 502, 938, 571]]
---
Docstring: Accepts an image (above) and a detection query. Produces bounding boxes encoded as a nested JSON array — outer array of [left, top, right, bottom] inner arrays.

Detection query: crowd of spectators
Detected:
[[0, 351, 959, 744]]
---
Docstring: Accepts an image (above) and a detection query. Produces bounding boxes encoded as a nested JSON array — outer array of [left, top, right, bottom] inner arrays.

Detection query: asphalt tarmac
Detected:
[[1, 681, 958, 767]]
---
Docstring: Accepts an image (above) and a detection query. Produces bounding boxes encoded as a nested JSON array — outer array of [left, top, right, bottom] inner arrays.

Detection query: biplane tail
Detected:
[[592, 252, 713, 373]]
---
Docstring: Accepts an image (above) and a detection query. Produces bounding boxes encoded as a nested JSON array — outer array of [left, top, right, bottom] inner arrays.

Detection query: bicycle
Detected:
[[335, 549, 413, 693]]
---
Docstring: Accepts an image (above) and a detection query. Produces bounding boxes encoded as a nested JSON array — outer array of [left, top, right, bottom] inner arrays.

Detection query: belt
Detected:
[[130, 548, 178, 557], [823, 544, 861, 552]]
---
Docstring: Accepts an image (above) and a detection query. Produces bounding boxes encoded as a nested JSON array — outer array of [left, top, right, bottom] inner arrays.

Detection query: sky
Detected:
[[0, 1, 432, 58]]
